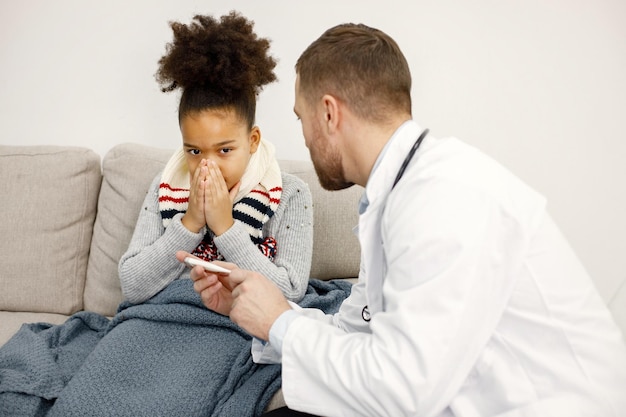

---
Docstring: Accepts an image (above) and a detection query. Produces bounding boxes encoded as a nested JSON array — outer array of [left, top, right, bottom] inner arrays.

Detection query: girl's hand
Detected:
[[203, 160, 238, 236], [181, 159, 208, 233]]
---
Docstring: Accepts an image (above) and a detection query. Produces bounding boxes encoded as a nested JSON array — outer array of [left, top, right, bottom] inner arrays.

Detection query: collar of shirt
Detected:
[[358, 120, 416, 215]]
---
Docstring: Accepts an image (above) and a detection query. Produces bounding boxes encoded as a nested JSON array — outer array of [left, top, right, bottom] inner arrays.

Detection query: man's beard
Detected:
[[309, 142, 354, 191]]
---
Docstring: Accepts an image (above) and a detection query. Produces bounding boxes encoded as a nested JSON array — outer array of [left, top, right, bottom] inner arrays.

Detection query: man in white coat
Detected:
[[180, 23, 626, 416]]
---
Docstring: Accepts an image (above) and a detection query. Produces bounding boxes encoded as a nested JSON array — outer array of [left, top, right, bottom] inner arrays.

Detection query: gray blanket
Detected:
[[0, 278, 352, 417]]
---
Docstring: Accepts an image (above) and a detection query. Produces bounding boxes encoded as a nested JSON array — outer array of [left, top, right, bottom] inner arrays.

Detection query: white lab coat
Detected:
[[261, 121, 626, 416]]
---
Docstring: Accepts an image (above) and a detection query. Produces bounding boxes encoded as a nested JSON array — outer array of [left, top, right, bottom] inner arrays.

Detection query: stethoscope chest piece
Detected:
[[362, 305, 371, 322]]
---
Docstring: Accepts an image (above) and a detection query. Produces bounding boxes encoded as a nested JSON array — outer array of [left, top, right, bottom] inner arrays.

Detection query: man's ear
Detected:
[[249, 126, 261, 153], [322, 94, 340, 134]]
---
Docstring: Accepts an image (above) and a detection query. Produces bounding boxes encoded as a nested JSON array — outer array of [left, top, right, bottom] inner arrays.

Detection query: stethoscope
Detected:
[[361, 128, 429, 322]]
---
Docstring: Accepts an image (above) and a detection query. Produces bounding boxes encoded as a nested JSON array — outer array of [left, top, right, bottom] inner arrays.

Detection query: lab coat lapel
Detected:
[[358, 121, 423, 317], [358, 199, 385, 315]]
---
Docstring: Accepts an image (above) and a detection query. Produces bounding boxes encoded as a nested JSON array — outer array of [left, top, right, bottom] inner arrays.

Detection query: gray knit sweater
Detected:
[[119, 171, 313, 304]]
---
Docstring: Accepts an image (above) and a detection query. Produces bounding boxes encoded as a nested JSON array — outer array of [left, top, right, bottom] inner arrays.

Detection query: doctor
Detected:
[[180, 23, 626, 416]]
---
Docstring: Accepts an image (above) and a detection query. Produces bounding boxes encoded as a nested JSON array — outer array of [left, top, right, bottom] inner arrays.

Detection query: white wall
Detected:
[[1, 0, 625, 301]]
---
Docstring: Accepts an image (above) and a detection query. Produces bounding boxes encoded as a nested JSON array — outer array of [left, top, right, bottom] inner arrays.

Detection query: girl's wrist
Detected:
[[211, 219, 234, 237], [181, 214, 204, 234]]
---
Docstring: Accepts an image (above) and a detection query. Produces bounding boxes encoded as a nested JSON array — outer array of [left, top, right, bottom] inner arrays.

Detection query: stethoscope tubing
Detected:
[[392, 128, 429, 190], [362, 128, 429, 322]]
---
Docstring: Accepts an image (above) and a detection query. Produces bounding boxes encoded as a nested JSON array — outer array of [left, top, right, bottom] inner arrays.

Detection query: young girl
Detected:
[[119, 12, 312, 304], [0, 13, 313, 415]]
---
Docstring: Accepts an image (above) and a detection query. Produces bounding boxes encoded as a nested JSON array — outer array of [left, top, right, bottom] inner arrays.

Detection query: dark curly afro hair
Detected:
[[156, 11, 277, 128]]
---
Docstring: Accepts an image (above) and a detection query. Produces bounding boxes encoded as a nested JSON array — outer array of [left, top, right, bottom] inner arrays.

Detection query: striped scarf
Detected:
[[158, 139, 282, 261]]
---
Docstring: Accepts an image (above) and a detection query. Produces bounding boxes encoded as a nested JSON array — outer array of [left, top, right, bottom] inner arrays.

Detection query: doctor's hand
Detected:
[[176, 251, 235, 316], [227, 269, 291, 341]]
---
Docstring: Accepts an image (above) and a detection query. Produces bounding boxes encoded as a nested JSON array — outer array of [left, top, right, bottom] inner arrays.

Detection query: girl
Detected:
[[0, 14, 309, 415], [119, 12, 313, 304]]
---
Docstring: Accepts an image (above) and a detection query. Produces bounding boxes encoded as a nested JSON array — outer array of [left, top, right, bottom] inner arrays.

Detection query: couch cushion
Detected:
[[0, 146, 101, 315], [0, 311, 70, 347], [84, 143, 173, 316], [279, 160, 362, 280]]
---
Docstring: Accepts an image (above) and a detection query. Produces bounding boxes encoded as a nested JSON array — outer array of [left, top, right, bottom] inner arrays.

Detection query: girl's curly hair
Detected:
[[156, 11, 277, 128]]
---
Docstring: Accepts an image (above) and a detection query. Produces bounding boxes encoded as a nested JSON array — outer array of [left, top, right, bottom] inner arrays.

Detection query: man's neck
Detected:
[[343, 116, 412, 187]]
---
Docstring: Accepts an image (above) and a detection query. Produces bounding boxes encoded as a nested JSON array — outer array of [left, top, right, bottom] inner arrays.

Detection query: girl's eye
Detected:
[[220, 148, 232, 154], [188, 149, 201, 156]]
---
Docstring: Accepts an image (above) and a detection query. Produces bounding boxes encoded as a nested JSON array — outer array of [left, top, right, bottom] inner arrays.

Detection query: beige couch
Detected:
[[2, 143, 625, 410], [0, 143, 362, 343]]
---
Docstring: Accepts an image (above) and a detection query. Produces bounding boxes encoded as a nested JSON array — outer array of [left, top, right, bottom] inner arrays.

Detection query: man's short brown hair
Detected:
[[295, 23, 412, 123]]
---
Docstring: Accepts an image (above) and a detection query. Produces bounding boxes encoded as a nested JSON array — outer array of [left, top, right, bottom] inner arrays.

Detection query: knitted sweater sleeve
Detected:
[[214, 173, 313, 301], [118, 174, 205, 304]]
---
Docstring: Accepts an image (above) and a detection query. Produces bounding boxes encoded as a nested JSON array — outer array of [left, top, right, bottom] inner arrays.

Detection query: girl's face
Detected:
[[180, 109, 260, 190]]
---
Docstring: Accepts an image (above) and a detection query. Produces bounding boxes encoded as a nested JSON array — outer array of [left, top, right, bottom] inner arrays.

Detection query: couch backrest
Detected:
[[278, 160, 362, 281], [83, 143, 173, 315], [83, 143, 362, 316], [0, 146, 101, 315]]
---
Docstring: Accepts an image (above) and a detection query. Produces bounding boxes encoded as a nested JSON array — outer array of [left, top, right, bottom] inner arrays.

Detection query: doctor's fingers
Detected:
[[225, 268, 258, 288], [229, 278, 290, 341], [230, 271, 286, 308], [198, 282, 229, 313], [188, 265, 213, 283], [193, 272, 220, 292]]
